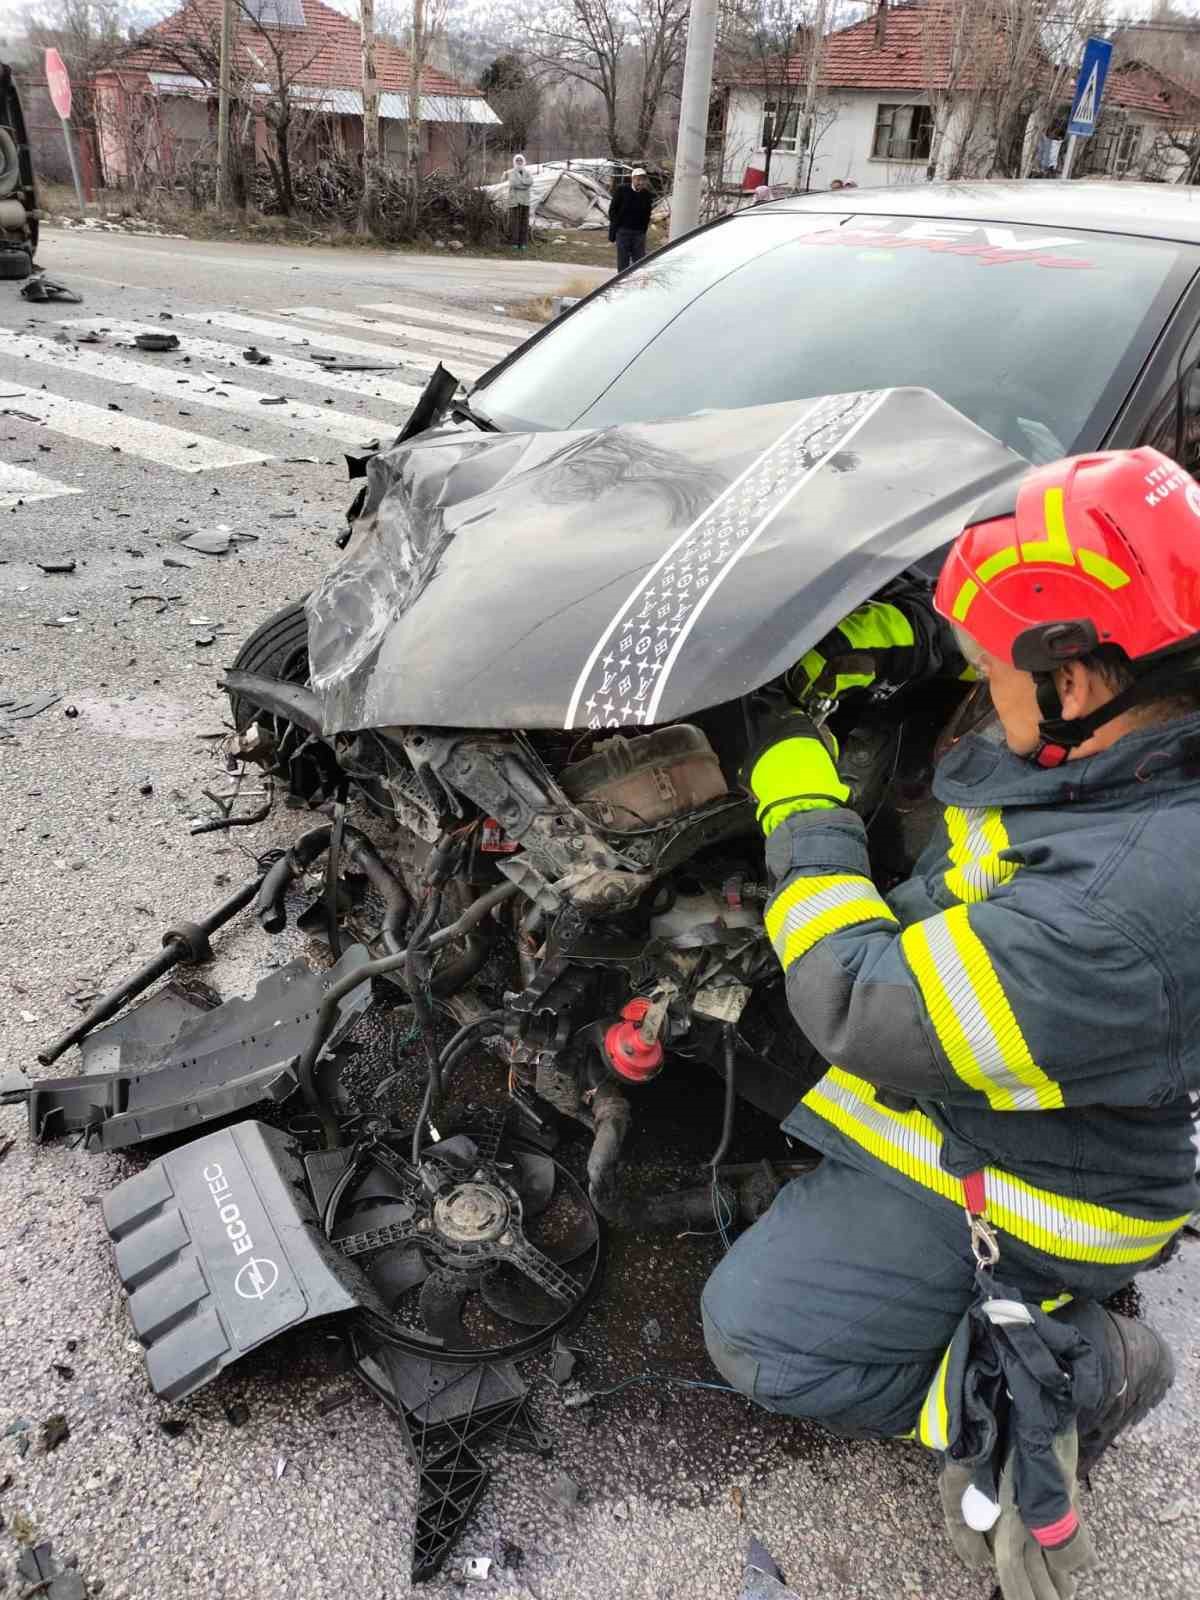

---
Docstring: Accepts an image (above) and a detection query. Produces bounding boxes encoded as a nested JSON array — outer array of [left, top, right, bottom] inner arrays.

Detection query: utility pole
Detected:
[[360, 0, 381, 232], [216, 0, 234, 209], [669, 0, 719, 240]]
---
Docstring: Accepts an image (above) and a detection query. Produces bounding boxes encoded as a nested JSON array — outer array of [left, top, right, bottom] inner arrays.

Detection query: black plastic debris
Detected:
[[21, 275, 82, 304], [311, 353, 403, 372], [259, 396, 289, 406], [51, 1364, 74, 1381], [41, 1414, 69, 1453], [27, 947, 373, 1150], [176, 527, 256, 556], [37, 559, 76, 574], [242, 347, 271, 366], [354, 1342, 551, 1583], [223, 1402, 250, 1428], [1, 691, 61, 720], [134, 332, 179, 352], [77, 985, 215, 1077]]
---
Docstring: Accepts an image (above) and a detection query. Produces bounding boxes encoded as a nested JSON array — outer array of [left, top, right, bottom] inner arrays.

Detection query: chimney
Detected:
[[875, 0, 888, 48]]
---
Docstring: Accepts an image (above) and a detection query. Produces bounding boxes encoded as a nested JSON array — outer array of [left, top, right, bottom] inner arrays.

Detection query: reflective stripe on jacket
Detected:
[[766, 709, 1200, 1288]]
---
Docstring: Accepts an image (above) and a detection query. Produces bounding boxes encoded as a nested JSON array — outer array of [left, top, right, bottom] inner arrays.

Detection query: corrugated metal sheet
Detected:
[[291, 85, 500, 124], [148, 71, 211, 94], [147, 71, 499, 125]]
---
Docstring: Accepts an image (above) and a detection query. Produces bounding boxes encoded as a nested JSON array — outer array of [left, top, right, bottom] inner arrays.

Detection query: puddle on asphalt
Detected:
[[69, 694, 205, 740]]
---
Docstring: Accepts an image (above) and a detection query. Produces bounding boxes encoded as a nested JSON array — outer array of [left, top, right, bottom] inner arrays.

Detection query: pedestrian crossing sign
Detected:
[[1068, 37, 1112, 139]]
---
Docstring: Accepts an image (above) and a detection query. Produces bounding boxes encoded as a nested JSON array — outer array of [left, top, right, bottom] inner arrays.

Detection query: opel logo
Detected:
[[234, 1256, 279, 1300]]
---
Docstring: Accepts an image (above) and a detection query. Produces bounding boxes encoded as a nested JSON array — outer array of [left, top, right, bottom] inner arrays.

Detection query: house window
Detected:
[[872, 103, 933, 161], [762, 100, 801, 152], [1114, 123, 1141, 174]]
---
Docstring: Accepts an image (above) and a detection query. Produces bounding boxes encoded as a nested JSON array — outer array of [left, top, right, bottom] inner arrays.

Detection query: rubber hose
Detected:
[[410, 1011, 507, 1166], [254, 822, 410, 949], [295, 880, 519, 1147], [709, 1023, 737, 1172]]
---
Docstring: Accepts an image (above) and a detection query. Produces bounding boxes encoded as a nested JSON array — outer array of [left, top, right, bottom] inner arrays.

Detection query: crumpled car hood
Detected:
[[306, 388, 1026, 733]]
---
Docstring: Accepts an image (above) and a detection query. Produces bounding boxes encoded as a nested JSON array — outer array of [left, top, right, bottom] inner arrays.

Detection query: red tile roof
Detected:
[[113, 0, 485, 99], [727, 0, 1014, 93], [1106, 61, 1200, 119]]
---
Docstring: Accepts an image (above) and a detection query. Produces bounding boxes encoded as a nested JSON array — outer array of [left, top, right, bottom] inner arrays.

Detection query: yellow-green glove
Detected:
[[788, 600, 917, 702], [741, 711, 850, 836]]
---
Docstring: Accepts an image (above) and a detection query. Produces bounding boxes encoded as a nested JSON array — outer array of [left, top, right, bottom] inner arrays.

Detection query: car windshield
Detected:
[[474, 212, 1194, 460]]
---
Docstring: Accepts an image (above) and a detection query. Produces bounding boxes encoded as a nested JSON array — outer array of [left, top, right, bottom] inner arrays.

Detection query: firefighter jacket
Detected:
[[766, 706, 1200, 1295]]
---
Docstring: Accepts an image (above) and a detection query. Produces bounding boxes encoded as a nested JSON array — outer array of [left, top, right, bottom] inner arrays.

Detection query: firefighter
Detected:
[[702, 448, 1200, 1596]]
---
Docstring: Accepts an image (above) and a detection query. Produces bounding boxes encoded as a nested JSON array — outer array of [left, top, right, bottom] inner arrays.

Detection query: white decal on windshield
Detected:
[[564, 388, 889, 730]]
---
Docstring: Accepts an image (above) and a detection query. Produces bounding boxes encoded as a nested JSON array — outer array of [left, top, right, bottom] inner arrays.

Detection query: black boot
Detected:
[[1076, 1311, 1175, 1478]]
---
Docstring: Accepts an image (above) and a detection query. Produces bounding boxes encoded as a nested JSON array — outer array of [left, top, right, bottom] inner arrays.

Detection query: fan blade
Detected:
[[508, 1149, 556, 1219], [372, 1245, 429, 1304], [479, 1264, 564, 1327], [525, 1199, 599, 1266], [419, 1271, 473, 1347]]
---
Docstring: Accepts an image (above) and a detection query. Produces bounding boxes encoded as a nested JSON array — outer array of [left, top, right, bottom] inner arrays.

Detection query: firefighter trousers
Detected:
[[700, 1158, 1093, 1439]]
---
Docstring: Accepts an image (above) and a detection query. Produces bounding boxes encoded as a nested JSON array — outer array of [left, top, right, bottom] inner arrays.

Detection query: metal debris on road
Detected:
[[310, 353, 403, 371], [260, 396, 289, 406], [274, 1456, 287, 1481], [739, 1538, 802, 1600], [242, 347, 271, 365], [134, 332, 180, 352], [16, 1541, 89, 1600], [37, 560, 77, 574]]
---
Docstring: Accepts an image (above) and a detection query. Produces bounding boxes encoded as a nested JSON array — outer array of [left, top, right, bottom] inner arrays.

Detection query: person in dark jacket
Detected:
[[609, 168, 653, 271], [703, 447, 1198, 1597]]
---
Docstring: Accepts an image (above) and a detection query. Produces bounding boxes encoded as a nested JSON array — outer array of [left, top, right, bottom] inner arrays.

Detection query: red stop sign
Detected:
[[45, 47, 72, 121]]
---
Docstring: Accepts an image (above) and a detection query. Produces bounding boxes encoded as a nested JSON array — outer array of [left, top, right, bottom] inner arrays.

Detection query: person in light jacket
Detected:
[[506, 153, 534, 249]]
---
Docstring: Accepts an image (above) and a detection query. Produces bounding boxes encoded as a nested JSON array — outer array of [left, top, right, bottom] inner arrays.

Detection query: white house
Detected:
[[718, 0, 1200, 191]]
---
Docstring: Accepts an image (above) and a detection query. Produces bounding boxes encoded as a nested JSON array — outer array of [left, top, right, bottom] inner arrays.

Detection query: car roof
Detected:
[[764, 179, 1200, 245]]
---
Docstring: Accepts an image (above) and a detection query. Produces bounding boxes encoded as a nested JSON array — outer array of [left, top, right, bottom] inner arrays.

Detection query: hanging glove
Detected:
[[993, 1427, 1097, 1600], [740, 710, 850, 836]]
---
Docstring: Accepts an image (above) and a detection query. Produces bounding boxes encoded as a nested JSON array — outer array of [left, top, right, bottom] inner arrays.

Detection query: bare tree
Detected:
[[521, 0, 690, 160], [721, 0, 812, 180], [360, 0, 382, 230], [143, 0, 325, 214], [479, 51, 542, 150]]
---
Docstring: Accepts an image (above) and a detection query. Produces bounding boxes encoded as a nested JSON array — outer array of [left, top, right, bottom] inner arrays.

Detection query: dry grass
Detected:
[[509, 273, 606, 323]]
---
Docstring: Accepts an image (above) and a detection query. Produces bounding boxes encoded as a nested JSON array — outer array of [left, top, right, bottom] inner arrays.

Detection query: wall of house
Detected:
[[722, 87, 991, 191]]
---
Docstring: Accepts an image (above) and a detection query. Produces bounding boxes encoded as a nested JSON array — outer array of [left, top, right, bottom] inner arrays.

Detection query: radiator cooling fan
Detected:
[[326, 1127, 602, 1360]]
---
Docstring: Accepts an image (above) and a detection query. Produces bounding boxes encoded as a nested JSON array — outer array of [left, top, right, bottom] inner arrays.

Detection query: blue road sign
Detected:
[[1068, 36, 1113, 139]]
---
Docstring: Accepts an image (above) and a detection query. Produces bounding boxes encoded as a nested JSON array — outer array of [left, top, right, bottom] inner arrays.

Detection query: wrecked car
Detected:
[[16, 184, 1200, 1581]]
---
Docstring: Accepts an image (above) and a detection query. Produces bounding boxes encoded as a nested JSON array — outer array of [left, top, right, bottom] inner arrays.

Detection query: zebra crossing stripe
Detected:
[[179, 312, 486, 383], [61, 319, 425, 410], [0, 330, 395, 448], [358, 300, 539, 339], [278, 306, 513, 362], [0, 461, 81, 510], [0, 385, 269, 472]]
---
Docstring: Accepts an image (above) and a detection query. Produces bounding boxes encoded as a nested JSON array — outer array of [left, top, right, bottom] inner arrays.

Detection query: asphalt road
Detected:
[[0, 226, 1197, 1600]]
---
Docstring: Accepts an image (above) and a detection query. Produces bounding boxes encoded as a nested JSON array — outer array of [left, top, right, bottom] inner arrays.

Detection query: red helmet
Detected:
[[935, 448, 1200, 763], [935, 448, 1200, 672]]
